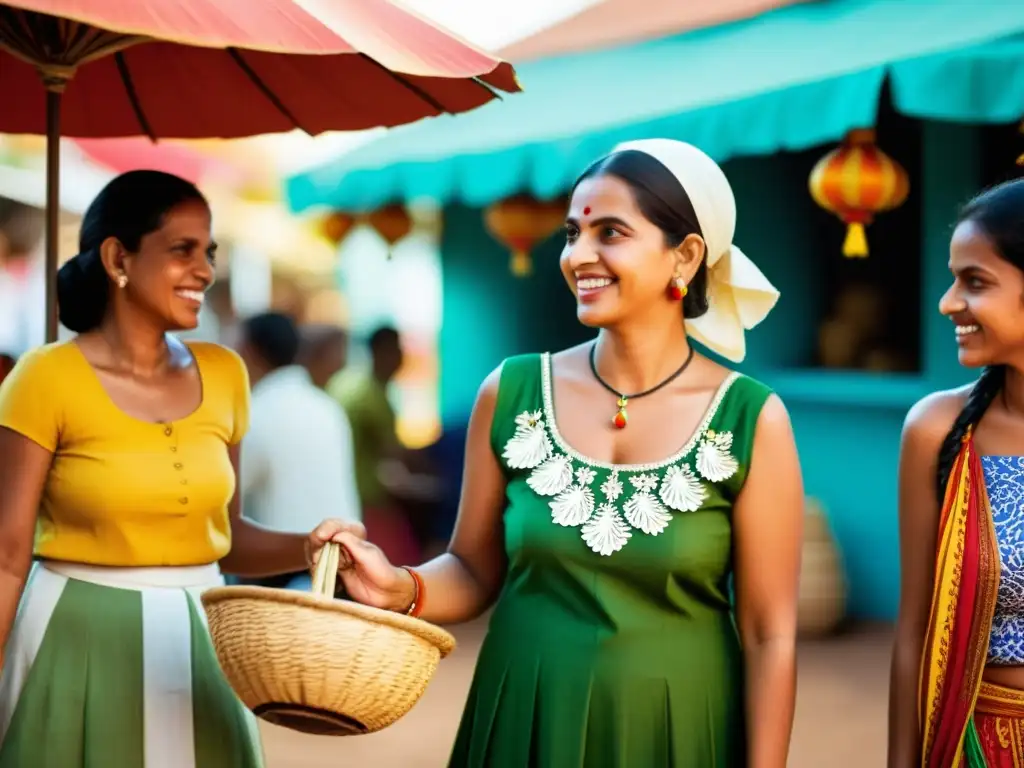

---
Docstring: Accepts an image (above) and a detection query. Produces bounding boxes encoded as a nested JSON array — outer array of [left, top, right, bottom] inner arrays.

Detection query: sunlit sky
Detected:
[[401, 0, 596, 49], [261, 0, 600, 175]]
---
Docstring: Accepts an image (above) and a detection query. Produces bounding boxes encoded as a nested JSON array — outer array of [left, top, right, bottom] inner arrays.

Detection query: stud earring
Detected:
[[668, 276, 687, 301], [116, 274, 128, 289]]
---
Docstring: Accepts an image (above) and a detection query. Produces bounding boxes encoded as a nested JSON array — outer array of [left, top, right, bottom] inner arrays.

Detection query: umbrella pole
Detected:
[[44, 85, 62, 344]]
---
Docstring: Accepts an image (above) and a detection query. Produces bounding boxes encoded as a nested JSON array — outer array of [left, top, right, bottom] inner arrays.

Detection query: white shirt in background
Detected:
[[241, 365, 362, 534]]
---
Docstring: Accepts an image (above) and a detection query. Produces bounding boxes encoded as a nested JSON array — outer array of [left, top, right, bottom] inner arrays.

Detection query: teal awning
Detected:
[[286, 0, 1024, 213], [891, 36, 1024, 124]]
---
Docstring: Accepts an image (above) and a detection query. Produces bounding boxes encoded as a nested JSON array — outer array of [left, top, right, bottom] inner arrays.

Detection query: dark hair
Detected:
[[573, 149, 709, 319], [935, 178, 1024, 498], [56, 170, 207, 333], [369, 326, 400, 353], [242, 312, 300, 370]]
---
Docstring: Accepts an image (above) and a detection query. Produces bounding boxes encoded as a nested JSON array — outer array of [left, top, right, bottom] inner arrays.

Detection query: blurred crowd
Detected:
[[232, 313, 447, 586]]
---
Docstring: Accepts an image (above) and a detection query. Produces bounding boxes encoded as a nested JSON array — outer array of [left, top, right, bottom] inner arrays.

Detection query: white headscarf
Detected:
[[612, 138, 780, 363]]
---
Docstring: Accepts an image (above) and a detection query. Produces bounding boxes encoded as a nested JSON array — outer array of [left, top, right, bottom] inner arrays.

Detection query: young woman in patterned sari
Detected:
[[889, 178, 1024, 767]]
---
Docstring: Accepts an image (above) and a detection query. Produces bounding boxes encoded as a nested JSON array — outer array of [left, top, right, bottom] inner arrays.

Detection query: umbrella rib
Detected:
[[469, 76, 504, 102], [114, 51, 156, 141], [357, 54, 452, 114], [227, 48, 305, 133]]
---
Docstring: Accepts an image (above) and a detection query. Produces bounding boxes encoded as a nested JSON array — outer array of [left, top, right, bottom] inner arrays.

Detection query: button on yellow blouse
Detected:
[[0, 340, 250, 567]]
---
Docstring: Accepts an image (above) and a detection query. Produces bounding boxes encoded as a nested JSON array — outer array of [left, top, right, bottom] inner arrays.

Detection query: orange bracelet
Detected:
[[402, 566, 425, 618]]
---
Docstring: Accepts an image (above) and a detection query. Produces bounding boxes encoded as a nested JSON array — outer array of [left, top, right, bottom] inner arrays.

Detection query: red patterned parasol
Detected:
[[0, 0, 520, 340]]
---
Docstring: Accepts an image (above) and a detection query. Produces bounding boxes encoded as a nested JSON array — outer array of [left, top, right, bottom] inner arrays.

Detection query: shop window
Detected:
[[766, 96, 923, 374], [979, 122, 1024, 189]]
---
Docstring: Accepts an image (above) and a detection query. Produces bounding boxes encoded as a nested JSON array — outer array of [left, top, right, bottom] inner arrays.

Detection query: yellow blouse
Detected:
[[0, 340, 250, 567]]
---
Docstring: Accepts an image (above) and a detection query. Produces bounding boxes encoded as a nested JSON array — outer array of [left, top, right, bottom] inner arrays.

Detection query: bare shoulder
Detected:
[[902, 385, 971, 451], [755, 392, 791, 429], [477, 362, 504, 403]]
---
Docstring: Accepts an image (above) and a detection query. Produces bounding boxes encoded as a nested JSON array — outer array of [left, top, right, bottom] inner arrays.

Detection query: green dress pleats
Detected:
[[0, 578, 146, 767], [187, 593, 264, 768], [0, 568, 263, 768]]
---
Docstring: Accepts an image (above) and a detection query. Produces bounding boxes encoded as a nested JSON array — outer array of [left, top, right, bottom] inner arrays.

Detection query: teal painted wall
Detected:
[[437, 209, 590, 425], [438, 121, 980, 620]]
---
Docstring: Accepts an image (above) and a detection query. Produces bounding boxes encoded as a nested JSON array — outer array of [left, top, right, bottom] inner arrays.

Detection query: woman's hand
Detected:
[[307, 519, 417, 613]]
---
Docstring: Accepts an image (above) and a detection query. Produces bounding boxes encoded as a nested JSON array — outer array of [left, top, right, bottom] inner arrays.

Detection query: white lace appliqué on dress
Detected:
[[623, 474, 672, 536], [501, 410, 552, 469], [501, 357, 741, 556], [696, 430, 739, 483]]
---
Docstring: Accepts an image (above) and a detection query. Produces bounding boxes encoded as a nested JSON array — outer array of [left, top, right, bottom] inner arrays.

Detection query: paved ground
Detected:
[[262, 619, 892, 767]]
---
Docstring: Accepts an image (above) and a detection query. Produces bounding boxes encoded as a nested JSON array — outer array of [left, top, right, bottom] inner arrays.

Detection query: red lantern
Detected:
[[809, 129, 909, 259], [367, 205, 413, 255], [319, 211, 355, 246], [484, 195, 566, 277]]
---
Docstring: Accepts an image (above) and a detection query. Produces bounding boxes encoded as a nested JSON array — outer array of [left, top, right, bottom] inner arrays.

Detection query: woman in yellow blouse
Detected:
[[0, 170, 359, 767]]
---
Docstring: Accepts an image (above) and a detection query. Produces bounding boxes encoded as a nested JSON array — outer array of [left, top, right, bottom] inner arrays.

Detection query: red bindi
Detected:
[[583, 206, 591, 215]]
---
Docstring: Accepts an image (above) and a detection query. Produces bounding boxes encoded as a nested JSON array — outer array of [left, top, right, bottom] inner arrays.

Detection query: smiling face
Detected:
[[939, 219, 1024, 368], [560, 173, 704, 328], [103, 198, 216, 332]]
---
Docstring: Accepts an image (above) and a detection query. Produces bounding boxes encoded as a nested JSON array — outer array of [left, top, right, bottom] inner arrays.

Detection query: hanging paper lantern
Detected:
[[809, 128, 910, 259], [367, 204, 413, 257], [319, 211, 356, 246], [484, 195, 566, 277]]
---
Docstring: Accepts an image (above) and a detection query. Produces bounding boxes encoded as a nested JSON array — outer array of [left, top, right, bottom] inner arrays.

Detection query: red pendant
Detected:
[[612, 397, 628, 429], [668, 283, 684, 301]]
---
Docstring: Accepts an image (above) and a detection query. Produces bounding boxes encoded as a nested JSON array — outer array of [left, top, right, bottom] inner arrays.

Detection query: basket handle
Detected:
[[311, 541, 341, 598]]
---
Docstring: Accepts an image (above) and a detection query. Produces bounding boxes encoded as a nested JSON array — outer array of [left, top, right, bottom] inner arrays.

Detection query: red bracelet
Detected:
[[401, 566, 425, 618]]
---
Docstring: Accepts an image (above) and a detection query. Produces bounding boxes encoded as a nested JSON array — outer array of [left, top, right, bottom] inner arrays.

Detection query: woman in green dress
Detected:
[[310, 138, 804, 767]]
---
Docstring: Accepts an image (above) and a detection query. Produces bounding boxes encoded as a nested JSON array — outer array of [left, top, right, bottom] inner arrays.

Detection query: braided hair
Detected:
[[934, 178, 1024, 498], [934, 365, 1005, 498]]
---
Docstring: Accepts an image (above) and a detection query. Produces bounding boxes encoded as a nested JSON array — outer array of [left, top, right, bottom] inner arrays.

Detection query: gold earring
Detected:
[[116, 274, 128, 289]]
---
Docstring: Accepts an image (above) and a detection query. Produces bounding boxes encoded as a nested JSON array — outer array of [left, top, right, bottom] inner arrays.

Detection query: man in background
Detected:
[[328, 326, 423, 565], [299, 324, 348, 391], [236, 312, 361, 589], [329, 327, 402, 509], [0, 198, 46, 354]]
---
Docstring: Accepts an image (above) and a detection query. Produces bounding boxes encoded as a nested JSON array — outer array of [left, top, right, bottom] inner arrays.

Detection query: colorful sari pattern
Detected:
[[971, 682, 1024, 767], [919, 433, 1001, 768]]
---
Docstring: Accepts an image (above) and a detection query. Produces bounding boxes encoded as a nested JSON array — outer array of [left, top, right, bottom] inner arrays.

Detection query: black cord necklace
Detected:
[[589, 341, 695, 429]]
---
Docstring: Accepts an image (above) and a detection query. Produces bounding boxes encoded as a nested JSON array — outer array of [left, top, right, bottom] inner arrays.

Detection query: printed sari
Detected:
[[972, 682, 1024, 767], [919, 431, 1002, 767]]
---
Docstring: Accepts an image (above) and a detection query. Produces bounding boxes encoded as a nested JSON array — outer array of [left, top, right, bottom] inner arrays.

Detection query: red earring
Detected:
[[668, 277, 687, 301]]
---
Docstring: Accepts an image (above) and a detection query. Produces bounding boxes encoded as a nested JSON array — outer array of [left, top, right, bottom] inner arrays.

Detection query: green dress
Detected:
[[449, 353, 773, 768]]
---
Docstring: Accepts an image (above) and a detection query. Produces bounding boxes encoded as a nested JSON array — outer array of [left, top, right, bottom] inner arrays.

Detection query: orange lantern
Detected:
[[319, 211, 356, 246], [484, 195, 566, 277], [367, 204, 413, 257], [809, 128, 909, 259]]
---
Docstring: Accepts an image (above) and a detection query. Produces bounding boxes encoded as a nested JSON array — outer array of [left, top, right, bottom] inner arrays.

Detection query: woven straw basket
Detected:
[[201, 543, 456, 736]]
